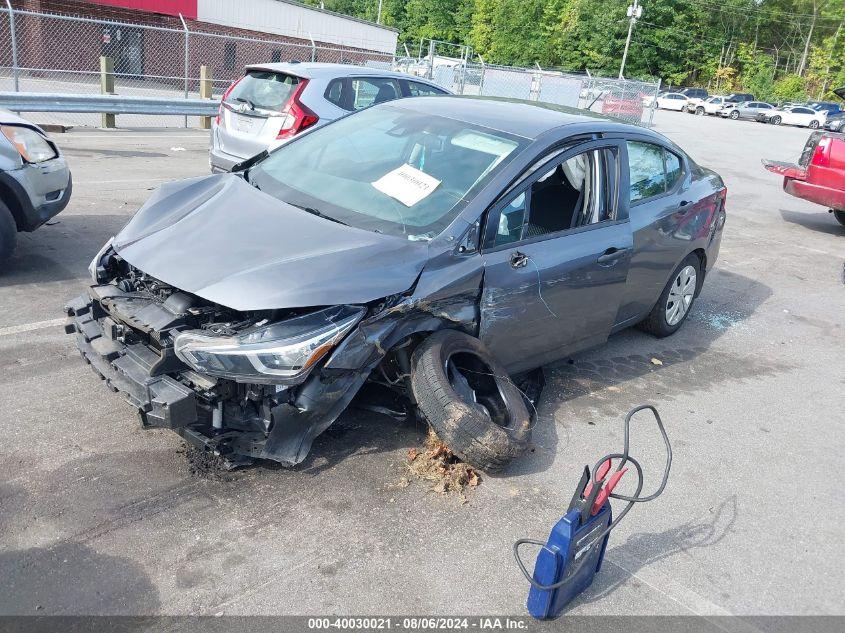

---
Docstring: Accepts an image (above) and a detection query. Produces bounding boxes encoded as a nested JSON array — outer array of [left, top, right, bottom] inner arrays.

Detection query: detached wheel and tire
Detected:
[[410, 330, 531, 472], [638, 253, 701, 338], [0, 201, 17, 266], [833, 210, 845, 227]]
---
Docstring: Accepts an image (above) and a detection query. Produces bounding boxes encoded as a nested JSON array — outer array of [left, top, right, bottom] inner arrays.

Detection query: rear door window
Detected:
[[225, 70, 299, 113], [351, 77, 401, 110], [326, 77, 403, 111], [404, 80, 446, 97], [627, 141, 666, 201], [664, 150, 682, 190], [627, 142, 684, 203]]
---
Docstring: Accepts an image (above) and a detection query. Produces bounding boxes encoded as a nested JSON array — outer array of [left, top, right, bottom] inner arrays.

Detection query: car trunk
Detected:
[[217, 69, 303, 161]]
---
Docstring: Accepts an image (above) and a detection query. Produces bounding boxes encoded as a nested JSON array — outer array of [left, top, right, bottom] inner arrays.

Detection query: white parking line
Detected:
[[0, 317, 66, 337], [64, 134, 207, 139], [74, 177, 175, 185]]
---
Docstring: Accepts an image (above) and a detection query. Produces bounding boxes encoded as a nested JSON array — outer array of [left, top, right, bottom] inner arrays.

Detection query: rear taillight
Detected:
[[277, 80, 319, 139], [811, 136, 832, 167], [215, 77, 243, 126]]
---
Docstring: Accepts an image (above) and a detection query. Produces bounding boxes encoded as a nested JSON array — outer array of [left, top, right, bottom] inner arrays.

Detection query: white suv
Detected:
[[210, 62, 449, 173], [687, 95, 728, 115]]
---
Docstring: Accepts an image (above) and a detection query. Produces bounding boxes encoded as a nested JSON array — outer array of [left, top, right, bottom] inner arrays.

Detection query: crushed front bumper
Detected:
[[65, 294, 199, 429], [65, 288, 387, 466]]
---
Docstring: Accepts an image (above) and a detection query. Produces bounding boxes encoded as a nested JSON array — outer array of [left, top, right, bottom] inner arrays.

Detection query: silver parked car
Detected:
[[720, 101, 774, 120], [0, 110, 72, 266], [210, 62, 449, 173]]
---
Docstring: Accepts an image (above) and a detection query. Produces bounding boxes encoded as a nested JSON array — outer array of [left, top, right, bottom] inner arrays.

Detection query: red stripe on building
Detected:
[[85, 0, 198, 20]]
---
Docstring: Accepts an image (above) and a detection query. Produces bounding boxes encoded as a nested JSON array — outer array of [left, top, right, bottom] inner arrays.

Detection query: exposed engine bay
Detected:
[[66, 249, 483, 468]]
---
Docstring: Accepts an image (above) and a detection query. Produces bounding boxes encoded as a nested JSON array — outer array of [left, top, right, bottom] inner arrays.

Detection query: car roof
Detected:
[[387, 95, 635, 139], [244, 61, 425, 83]]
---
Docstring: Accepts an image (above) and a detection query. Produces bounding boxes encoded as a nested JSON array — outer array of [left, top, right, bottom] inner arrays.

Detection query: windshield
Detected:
[[249, 105, 526, 239]]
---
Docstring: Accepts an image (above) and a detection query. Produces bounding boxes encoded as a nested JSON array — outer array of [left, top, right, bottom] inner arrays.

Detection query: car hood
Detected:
[[113, 175, 429, 311]]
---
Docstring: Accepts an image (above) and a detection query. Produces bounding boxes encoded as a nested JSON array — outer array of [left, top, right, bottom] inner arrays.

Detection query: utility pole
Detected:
[[619, 0, 643, 79], [377, 0, 383, 24]]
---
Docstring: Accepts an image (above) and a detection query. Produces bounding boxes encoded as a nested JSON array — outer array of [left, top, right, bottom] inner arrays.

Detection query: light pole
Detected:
[[619, 0, 643, 79], [377, 0, 383, 24]]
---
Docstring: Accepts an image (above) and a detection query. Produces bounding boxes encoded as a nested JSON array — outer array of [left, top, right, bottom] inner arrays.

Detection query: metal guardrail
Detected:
[[0, 92, 218, 116]]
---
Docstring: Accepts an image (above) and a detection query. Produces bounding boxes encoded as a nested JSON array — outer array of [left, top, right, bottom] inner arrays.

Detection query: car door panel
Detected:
[[615, 141, 704, 326], [478, 140, 632, 373], [480, 223, 632, 372]]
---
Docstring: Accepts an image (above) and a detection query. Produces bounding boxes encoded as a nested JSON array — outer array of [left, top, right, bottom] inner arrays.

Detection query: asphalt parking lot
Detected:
[[0, 110, 843, 618]]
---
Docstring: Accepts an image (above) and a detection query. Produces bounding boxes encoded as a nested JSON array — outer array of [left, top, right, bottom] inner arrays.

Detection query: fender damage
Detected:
[[65, 192, 485, 466]]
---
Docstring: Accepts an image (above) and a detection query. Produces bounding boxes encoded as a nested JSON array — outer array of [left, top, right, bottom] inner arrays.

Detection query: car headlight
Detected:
[[1, 125, 57, 163], [174, 305, 365, 384], [89, 237, 114, 284]]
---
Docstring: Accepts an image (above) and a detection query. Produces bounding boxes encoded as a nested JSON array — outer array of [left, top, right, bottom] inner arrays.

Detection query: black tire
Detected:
[[809, 120, 820, 129], [833, 210, 845, 227], [0, 200, 17, 266], [771, 116, 782, 125], [729, 110, 740, 120], [696, 107, 705, 116], [638, 253, 701, 338], [410, 330, 532, 472]]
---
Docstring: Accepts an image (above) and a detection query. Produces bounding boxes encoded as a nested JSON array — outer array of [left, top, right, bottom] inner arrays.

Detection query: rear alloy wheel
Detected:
[[730, 110, 740, 120], [0, 200, 17, 267], [771, 116, 782, 125], [638, 254, 701, 338], [410, 330, 532, 472], [696, 107, 705, 116], [809, 120, 820, 129], [833, 210, 845, 227]]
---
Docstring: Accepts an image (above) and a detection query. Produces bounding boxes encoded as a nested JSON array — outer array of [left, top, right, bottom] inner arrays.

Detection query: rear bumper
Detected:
[[209, 146, 243, 174], [784, 178, 845, 210]]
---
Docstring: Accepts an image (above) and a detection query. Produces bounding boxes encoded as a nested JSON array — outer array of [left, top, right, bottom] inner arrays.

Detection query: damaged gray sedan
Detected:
[[66, 97, 726, 471]]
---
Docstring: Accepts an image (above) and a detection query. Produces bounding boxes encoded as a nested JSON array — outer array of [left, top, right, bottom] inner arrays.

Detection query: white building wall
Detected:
[[197, 0, 398, 54]]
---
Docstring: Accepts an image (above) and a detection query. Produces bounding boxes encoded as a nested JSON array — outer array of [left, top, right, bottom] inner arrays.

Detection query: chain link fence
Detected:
[[0, 7, 660, 128], [0, 6, 395, 127], [412, 41, 661, 126]]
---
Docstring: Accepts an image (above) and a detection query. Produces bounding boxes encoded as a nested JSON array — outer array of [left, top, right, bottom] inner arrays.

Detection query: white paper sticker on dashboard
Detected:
[[372, 163, 441, 207]]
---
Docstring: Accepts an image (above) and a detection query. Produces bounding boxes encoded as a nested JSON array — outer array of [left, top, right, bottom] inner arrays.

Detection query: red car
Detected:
[[601, 91, 645, 120], [763, 130, 845, 227]]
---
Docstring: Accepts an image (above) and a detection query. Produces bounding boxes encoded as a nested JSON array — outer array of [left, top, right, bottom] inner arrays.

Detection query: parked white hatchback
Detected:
[[655, 93, 690, 111], [209, 62, 448, 173], [687, 95, 727, 115], [762, 106, 827, 129]]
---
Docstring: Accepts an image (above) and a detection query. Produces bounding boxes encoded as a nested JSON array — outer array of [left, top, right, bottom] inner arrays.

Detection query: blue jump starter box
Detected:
[[526, 503, 612, 619]]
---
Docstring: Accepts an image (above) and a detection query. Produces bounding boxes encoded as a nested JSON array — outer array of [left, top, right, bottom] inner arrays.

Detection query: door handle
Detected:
[[679, 200, 691, 207], [509, 251, 528, 269], [597, 247, 628, 266]]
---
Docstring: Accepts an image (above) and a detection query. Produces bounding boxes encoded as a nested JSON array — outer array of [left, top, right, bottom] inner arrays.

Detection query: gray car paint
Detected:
[[72, 96, 725, 466], [0, 109, 72, 233], [113, 175, 429, 311]]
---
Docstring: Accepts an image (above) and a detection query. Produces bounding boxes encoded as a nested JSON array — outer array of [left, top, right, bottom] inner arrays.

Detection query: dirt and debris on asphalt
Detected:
[[0, 115, 843, 616], [407, 429, 481, 501]]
